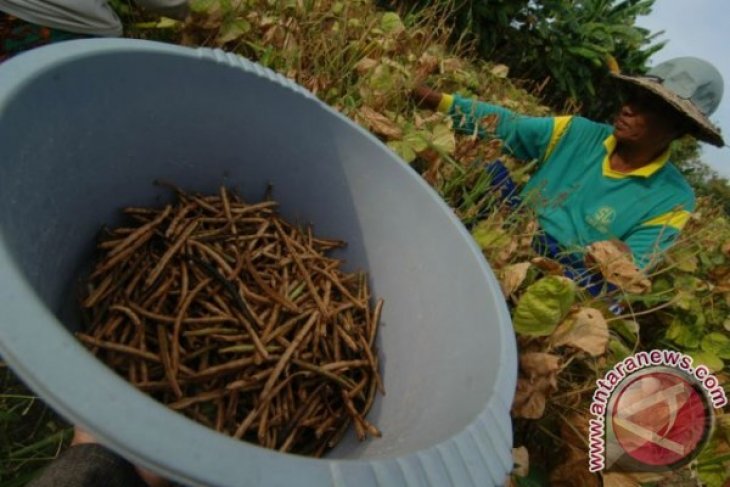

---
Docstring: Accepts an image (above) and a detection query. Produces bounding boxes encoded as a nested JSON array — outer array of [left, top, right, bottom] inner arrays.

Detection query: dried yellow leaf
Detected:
[[491, 64, 510, 78], [355, 57, 378, 75], [602, 472, 670, 486], [531, 256, 564, 275], [441, 57, 462, 71], [551, 307, 609, 357], [413, 51, 439, 84], [512, 446, 529, 477], [499, 262, 531, 297], [518, 219, 539, 253], [519, 352, 560, 378], [358, 106, 403, 139], [512, 377, 549, 419], [587, 240, 651, 294]]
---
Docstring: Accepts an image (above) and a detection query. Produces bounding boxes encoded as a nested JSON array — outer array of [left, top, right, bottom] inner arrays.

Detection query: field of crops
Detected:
[[2, 0, 729, 485]]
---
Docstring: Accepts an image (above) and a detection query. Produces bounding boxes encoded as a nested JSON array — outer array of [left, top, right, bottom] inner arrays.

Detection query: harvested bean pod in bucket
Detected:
[[77, 184, 384, 456]]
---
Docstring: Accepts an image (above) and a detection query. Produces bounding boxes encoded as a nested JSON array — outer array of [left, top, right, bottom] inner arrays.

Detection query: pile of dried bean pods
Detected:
[[77, 184, 383, 456]]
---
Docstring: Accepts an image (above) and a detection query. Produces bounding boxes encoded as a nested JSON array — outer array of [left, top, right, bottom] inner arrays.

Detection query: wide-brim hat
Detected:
[[611, 57, 725, 147]]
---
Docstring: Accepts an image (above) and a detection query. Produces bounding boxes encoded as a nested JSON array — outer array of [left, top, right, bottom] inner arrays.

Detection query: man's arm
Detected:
[[411, 85, 563, 162], [411, 85, 444, 111], [623, 208, 692, 270]]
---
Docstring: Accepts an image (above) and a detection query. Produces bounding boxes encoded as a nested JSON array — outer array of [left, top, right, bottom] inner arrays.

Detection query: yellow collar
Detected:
[[602, 135, 670, 179]]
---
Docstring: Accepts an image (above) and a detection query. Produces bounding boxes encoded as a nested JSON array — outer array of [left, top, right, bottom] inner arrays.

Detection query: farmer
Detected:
[[413, 57, 724, 278], [0, 0, 188, 60]]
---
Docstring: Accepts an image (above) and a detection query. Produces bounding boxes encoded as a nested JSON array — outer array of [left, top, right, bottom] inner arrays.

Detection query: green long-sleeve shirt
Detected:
[[439, 93, 695, 269]]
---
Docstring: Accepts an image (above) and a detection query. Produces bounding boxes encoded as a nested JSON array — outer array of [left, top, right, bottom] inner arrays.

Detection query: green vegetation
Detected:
[[0, 364, 71, 487], [397, 0, 665, 119]]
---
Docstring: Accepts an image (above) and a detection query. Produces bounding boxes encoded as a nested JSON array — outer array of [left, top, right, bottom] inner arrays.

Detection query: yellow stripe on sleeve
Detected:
[[543, 116, 572, 162], [642, 209, 691, 230], [437, 93, 454, 113]]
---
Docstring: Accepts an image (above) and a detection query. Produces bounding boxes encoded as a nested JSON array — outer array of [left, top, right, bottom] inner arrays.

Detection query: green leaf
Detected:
[[700, 252, 715, 269], [675, 274, 705, 292], [430, 123, 455, 154], [387, 128, 430, 163], [156, 17, 180, 28], [190, 0, 216, 13], [471, 221, 511, 250], [673, 290, 694, 311], [217, 18, 251, 44], [698, 462, 727, 487], [380, 12, 405, 34], [701, 332, 730, 359], [368, 64, 394, 92], [135, 16, 181, 29], [666, 318, 701, 348], [403, 130, 429, 153], [512, 276, 576, 336], [652, 277, 673, 293], [696, 435, 730, 487], [705, 307, 725, 327], [672, 247, 699, 272], [605, 24, 645, 40], [109, 0, 132, 14], [387, 141, 416, 163], [688, 350, 724, 372], [610, 319, 639, 346], [607, 337, 633, 367], [566, 46, 599, 61]]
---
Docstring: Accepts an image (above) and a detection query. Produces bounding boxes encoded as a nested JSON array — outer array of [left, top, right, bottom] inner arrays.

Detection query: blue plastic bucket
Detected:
[[0, 39, 516, 486]]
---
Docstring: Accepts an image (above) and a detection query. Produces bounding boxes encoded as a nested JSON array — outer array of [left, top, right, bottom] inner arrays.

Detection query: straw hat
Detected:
[[611, 57, 725, 147]]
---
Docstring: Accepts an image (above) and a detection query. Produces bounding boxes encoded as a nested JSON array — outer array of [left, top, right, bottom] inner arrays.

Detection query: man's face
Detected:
[[614, 86, 685, 145]]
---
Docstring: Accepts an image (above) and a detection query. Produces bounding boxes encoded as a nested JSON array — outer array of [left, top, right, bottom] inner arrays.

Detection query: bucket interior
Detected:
[[0, 47, 508, 463]]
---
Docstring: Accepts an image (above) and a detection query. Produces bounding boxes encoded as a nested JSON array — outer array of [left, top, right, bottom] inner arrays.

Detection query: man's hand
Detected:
[[410, 85, 443, 111]]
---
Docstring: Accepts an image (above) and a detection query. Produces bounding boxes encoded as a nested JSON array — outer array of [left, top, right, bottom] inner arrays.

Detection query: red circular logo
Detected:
[[611, 371, 708, 467]]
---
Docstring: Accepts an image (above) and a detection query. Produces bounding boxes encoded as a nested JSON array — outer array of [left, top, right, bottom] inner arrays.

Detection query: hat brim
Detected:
[[611, 73, 725, 147]]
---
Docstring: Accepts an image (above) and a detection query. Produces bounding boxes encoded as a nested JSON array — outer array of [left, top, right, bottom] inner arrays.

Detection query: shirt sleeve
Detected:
[[624, 206, 693, 270], [0, 0, 123, 36], [439, 93, 556, 162]]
